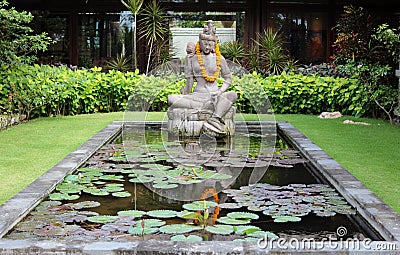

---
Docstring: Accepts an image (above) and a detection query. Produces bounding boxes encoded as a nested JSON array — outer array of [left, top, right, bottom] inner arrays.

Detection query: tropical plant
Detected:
[[120, 0, 144, 70], [332, 5, 374, 65], [106, 54, 131, 72], [140, 0, 169, 74], [254, 28, 294, 75], [219, 41, 245, 64], [0, 0, 52, 66]]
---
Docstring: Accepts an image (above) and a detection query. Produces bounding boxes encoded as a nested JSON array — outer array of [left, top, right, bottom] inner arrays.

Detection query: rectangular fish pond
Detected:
[[0, 121, 398, 254]]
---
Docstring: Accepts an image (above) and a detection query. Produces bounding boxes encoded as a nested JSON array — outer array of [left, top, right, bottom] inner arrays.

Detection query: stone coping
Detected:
[[0, 121, 398, 254]]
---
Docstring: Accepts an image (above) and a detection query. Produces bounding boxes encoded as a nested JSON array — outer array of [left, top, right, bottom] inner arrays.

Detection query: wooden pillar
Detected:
[[69, 11, 79, 66], [326, 0, 336, 62]]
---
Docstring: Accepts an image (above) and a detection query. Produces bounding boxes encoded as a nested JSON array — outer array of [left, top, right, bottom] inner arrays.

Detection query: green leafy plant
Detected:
[[219, 41, 245, 64], [0, 0, 53, 66], [254, 28, 294, 75], [140, 0, 169, 74], [106, 54, 132, 72]]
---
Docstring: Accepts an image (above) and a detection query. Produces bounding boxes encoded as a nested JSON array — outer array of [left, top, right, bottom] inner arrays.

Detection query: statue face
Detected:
[[200, 39, 215, 55]]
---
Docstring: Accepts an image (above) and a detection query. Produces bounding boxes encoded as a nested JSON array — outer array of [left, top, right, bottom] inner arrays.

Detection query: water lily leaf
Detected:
[[129, 176, 155, 183], [315, 210, 336, 217], [117, 210, 146, 218], [49, 193, 79, 201], [112, 191, 131, 197], [210, 173, 233, 180], [182, 201, 218, 211], [234, 225, 261, 235], [99, 174, 124, 181], [33, 225, 67, 236], [171, 234, 203, 242], [146, 210, 178, 218], [128, 226, 159, 235], [248, 231, 278, 239], [121, 169, 137, 174], [142, 219, 166, 228], [227, 212, 259, 220], [56, 183, 84, 194], [217, 216, 250, 225], [247, 205, 268, 212], [205, 224, 234, 235], [272, 215, 302, 223], [176, 211, 198, 220], [71, 201, 101, 210], [218, 203, 242, 209], [152, 183, 178, 189], [86, 189, 110, 196], [87, 215, 118, 223], [159, 224, 201, 234]]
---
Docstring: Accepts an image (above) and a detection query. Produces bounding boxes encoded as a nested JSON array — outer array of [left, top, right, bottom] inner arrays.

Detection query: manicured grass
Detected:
[[0, 112, 398, 213]]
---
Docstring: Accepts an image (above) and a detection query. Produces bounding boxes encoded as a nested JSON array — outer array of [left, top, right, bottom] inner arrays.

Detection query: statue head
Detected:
[[199, 20, 217, 55]]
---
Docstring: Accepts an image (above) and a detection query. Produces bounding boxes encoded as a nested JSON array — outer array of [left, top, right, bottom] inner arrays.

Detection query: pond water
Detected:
[[6, 124, 370, 242]]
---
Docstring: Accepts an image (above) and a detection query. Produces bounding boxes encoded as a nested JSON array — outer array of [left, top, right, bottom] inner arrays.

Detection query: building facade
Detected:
[[9, 0, 400, 71]]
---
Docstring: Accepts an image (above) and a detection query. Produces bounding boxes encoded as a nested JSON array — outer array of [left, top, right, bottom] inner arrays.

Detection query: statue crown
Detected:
[[199, 20, 217, 42]]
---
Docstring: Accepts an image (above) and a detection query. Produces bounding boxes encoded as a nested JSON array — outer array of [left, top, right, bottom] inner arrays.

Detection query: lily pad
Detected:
[[71, 201, 101, 210], [49, 193, 79, 201], [234, 225, 261, 235], [217, 216, 250, 225], [182, 201, 218, 211], [112, 191, 132, 197], [227, 212, 259, 220], [117, 210, 146, 218], [152, 183, 178, 189], [141, 219, 166, 228], [176, 211, 198, 220], [128, 226, 159, 235], [218, 203, 242, 209], [146, 210, 178, 218], [99, 174, 124, 181], [205, 224, 234, 235], [248, 231, 279, 239], [159, 224, 201, 234], [87, 215, 118, 224], [272, 215, 302, 223], [171, 234, 203, 242]]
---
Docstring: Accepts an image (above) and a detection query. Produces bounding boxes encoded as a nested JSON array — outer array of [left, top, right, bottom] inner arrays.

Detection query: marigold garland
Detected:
[[196, 41, 221, 82]]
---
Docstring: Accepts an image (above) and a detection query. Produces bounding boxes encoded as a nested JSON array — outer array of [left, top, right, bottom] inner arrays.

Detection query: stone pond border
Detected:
[[0, 121, 398, 254]]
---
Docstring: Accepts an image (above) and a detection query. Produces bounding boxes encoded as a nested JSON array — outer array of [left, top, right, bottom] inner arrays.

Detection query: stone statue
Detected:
[[167, 20, 237, 136]]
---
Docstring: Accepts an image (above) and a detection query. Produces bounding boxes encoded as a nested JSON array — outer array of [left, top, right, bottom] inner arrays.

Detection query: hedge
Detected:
[[0, 64, 367, 119]]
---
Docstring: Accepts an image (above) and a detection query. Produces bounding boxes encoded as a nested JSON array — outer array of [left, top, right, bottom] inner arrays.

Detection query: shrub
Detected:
[[1, 64, 368, 119]]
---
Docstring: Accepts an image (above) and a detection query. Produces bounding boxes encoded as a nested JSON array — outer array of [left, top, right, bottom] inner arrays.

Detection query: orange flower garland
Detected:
[[196, 41, 221, 82]]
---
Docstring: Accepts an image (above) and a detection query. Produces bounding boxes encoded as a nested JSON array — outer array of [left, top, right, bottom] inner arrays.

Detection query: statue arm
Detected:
[[219, 56, 232, 93]]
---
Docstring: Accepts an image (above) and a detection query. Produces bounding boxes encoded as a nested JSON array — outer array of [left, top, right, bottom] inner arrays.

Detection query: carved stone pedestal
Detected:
[[167, 107, 235, 137]]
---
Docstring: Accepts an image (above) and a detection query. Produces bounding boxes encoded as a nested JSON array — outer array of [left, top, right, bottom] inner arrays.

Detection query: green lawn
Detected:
[[0, 112, 398, 213]]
